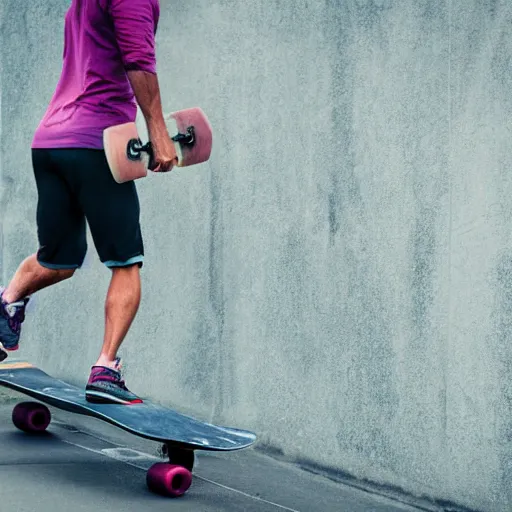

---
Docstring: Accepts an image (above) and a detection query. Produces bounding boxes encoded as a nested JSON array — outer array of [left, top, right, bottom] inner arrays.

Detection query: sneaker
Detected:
[[0, 287, 30, 362], [85, 358, 143, 405]]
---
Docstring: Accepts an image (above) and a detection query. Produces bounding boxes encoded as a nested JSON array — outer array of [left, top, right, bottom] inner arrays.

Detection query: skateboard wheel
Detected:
[[146, 462, 192, 497], [12, 402, 51, 433]]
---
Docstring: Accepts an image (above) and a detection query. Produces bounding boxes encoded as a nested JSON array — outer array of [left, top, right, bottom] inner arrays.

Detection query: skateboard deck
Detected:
[[0, 360, 256, 497], [103, 107, 213, 184]]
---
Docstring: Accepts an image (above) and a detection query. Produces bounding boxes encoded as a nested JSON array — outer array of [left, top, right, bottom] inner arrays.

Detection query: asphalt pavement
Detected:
[[0, 389, 427, 512]]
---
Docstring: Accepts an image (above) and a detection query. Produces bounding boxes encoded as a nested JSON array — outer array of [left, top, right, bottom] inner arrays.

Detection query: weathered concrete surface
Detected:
[[1, 1, 511, 511]]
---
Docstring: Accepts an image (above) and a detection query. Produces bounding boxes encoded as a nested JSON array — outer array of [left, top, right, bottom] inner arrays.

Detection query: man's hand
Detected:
[[148, 127, 177, 172]]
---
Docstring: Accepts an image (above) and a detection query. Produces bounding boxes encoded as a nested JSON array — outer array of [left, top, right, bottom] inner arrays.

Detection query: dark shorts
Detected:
[[32, 148, 144, 270]]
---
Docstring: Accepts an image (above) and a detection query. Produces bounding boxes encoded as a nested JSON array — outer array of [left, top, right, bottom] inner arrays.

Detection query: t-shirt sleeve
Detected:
[[109, 0, 159, 74]]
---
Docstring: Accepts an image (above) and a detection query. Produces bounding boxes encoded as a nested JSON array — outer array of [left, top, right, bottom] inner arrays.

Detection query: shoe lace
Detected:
[[5, 301, 25, 319], [3, 301, 26, 332], [107, 361, 128, 390]]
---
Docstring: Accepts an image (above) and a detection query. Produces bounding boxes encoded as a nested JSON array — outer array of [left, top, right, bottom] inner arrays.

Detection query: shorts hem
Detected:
[[37, 260, 81, 270], [104, 255, 144, 268]]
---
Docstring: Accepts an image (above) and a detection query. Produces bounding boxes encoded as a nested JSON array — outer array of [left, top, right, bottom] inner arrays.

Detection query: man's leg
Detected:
[[0, 254, 74, 357], [2, 254, 75, 304], [94, 264, 141, 368], [60, 148, 144, 404], [0, 149, 86, 360], [85, 261, 144, 404]]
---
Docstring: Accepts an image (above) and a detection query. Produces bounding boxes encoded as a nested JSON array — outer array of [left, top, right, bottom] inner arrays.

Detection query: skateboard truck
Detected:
[[126, 126, 196, 162], [172, 126, 196, 145]]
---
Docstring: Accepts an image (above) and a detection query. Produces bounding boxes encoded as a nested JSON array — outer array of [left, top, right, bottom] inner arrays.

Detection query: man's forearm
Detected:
[[127, 70, 166, 133]]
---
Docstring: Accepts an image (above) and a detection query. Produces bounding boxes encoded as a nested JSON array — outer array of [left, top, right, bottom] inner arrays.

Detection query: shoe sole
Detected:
[[85, 389, 143, 405]]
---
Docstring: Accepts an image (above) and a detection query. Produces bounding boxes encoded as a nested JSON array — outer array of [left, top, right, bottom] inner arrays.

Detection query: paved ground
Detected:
[[0, 390, 426, 512]]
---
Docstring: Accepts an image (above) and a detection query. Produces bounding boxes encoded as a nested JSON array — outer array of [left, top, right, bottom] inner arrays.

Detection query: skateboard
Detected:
[[0, 360, 256, 498], [103, 107, 213, 183]]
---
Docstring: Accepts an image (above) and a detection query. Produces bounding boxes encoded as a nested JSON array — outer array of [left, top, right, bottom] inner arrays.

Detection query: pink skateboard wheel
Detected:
[[146, 462, 192, 497], [170, 107, 212, 167], [12, 402, 51, 433]]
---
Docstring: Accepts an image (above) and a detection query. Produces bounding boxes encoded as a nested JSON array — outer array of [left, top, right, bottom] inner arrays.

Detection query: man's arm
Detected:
[[127, 71, 176, 171], [126, 70, 165, 129], [110, 0, 176, 171]]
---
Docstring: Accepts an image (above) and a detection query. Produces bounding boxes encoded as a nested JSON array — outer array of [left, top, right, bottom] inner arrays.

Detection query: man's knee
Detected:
[[110, 263, 141, 287], [108, 264, 141, 305], [36, 257, 78, 280], [53, 268, 76, 281], [38, 263, 76, 281]]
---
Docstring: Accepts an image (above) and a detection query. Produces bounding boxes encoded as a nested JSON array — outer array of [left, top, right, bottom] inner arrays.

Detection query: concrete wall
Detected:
[[1, 1, 511, 510]]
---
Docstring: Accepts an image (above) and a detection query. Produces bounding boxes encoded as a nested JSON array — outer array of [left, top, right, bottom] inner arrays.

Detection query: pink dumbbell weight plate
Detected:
[[104, 107, 213, 184]]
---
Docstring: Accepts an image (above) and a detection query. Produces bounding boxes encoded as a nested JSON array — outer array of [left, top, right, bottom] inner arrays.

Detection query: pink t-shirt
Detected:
[[32, 0, 160, 150]]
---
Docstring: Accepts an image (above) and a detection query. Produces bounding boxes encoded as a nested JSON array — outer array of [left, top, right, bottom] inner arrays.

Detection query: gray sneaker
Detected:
[[0, 287, 29, 362], [85, 358, 143, 405]]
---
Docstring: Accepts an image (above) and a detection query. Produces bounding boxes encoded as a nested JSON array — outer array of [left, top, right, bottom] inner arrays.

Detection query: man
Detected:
[[0, 0, 175, 404]]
